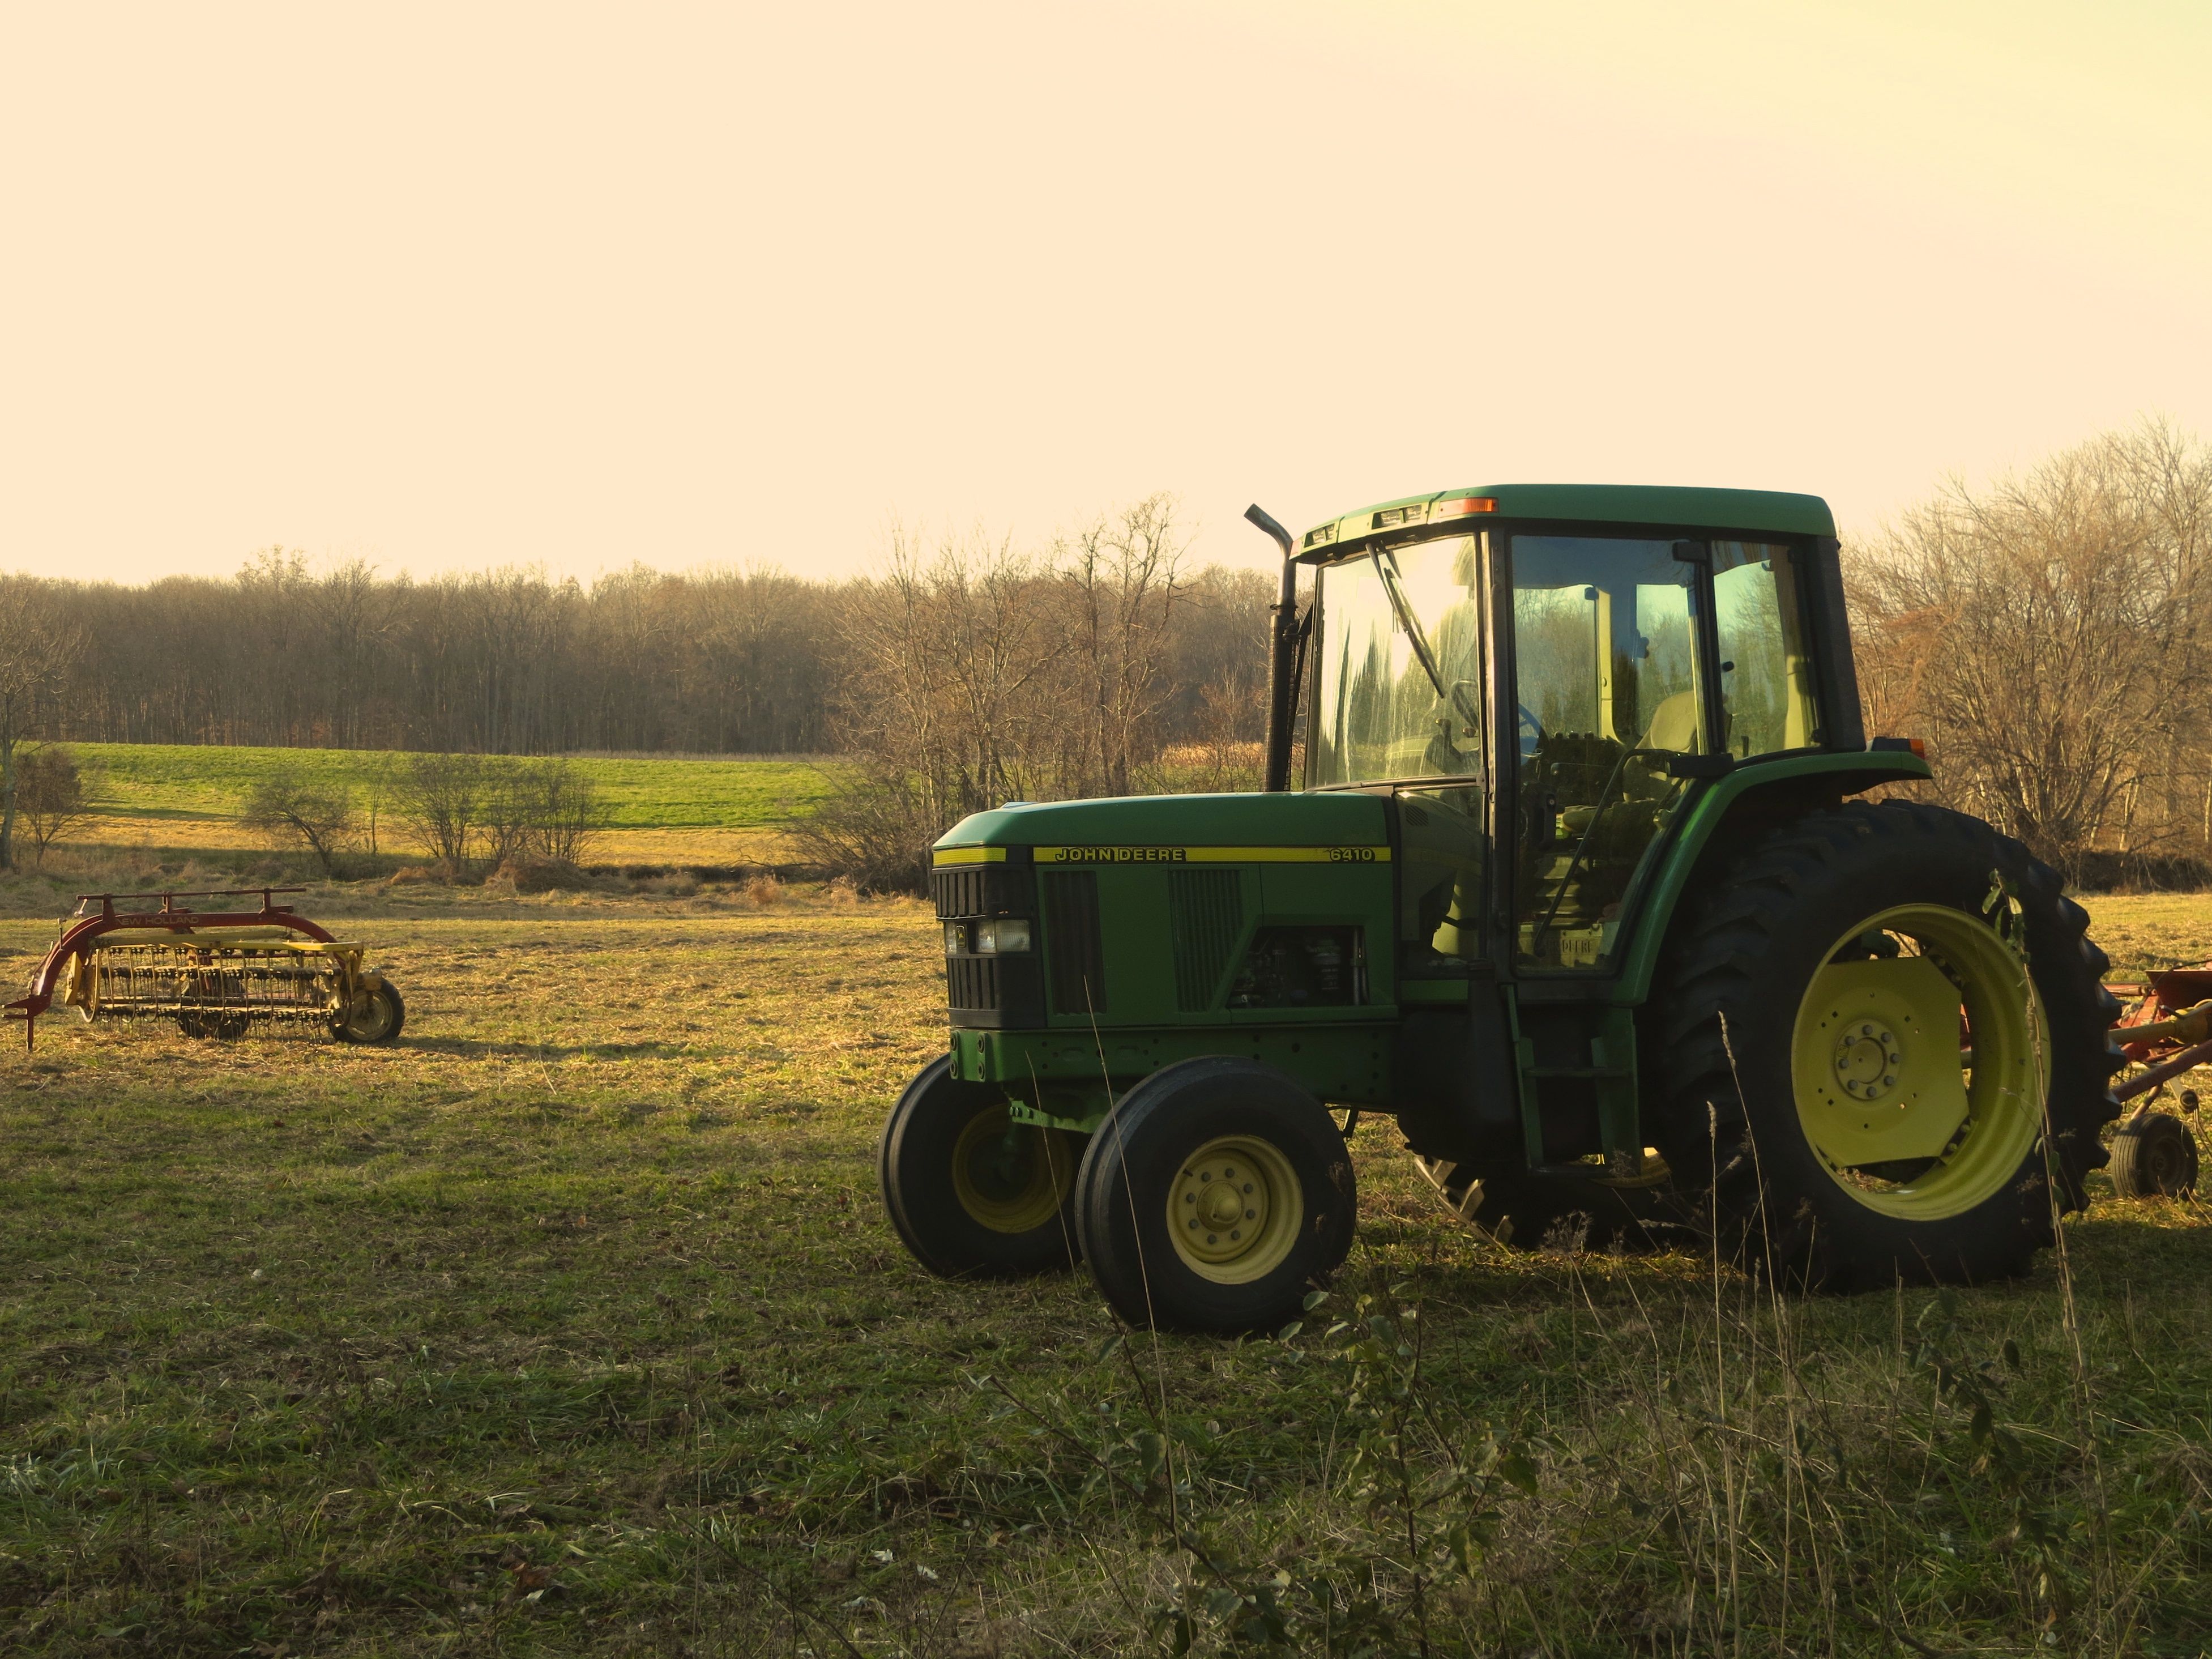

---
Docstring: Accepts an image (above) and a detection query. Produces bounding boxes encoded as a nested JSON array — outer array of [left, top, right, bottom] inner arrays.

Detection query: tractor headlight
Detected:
[[975, 918, 1032, 955], [943, 921, 966, 956]]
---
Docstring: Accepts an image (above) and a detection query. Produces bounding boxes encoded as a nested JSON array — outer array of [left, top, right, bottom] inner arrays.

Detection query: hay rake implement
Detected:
[[5, 889, 404, 1052], [2103, 963, 2212, 1200]]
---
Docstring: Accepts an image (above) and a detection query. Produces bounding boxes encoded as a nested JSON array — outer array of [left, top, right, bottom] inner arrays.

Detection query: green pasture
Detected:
[[59, 743, 839, 834]]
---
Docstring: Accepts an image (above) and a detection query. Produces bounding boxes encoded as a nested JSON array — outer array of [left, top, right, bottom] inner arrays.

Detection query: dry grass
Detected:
[[0, 889, 2205, 1654]]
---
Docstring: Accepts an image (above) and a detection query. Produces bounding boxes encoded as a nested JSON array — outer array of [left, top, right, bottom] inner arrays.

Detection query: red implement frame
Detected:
[[2107, 963, 2212, 1105], [5, 889, 339, 1052]]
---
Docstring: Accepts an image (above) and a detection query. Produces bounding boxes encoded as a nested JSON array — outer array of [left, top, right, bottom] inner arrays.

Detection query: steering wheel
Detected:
[[1517, 702, 1544, 757]]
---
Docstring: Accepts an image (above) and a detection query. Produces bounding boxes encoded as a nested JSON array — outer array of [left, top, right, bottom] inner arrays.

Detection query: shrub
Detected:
[[791, 761, 937, 894], [412, 754, 609, 875], [240, 764, 356, 876], [392, 752, 485, 868], [494, 855, 593, 894]]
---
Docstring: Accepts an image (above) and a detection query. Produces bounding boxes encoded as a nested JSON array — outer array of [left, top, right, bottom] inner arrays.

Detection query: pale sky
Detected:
[[3, 1, 2207, 586]]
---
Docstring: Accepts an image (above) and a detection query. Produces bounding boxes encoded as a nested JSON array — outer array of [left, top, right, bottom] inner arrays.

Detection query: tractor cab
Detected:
[[1300, 488, 1842, 978]]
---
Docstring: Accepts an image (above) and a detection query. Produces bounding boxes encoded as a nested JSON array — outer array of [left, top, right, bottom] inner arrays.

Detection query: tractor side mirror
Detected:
[[1666, 752, 1734, 781]]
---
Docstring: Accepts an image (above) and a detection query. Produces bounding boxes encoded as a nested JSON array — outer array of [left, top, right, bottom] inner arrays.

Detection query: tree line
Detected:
[[0, 513, 1272, 762], [6, 435, 2211, 889]]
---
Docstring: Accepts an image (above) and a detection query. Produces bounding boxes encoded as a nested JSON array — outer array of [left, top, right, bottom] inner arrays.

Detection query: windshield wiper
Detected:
[[1370, 548, 1483, 744]]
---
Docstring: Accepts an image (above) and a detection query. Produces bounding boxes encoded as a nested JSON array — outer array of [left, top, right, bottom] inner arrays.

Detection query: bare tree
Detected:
[[358, 752, 396, 855], [0, 585, 86, 871], [241, 765, 357, 876], [800, 500, 1211, 888], [798, 528, 1061, 888], [529, 761, 608, 865], [1054, 494, 1188, 797], [1852, 421, 2212, 878], [479, 758, 539, 870], [14, 744, 97, 864]]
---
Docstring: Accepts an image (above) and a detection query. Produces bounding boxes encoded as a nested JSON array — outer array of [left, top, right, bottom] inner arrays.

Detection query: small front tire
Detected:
[[2109, 1110, 2199, 1199], [1074, 1058, 1355, 1333], [878, 1056, 1082, 1278], [335, 980, 405, 1044]]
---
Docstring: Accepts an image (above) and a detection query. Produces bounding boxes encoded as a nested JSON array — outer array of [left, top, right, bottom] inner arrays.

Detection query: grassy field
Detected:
[[0, 886, 2207, 1655], [53, 743, 840, 867]]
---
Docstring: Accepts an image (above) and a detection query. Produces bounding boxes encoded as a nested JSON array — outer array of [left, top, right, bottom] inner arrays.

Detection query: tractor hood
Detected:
[[934, 791, 1390, 860]]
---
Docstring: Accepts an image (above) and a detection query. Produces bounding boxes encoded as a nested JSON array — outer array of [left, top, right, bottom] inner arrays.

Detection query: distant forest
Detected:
[[6, 536, 1274, 758], [10, 426, 2211, 887]]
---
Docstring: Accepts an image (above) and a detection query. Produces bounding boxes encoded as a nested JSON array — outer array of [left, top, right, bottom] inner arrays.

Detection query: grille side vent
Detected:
[[932, 864, 1035, 919], [1041, 871, 1107, 1015], [1168, 868, 1243, 1012]]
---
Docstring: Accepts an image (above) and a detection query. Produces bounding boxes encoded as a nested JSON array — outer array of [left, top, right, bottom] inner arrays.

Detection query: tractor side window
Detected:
[[1510, 537, 1703, 972], [1712, 543, 1822, 757]]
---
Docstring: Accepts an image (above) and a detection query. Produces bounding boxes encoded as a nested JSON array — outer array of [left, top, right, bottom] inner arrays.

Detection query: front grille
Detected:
[[936, 858, 1041, 1026], [1042, 870, 1107, 1015], [946, 953, 1001, 1013]]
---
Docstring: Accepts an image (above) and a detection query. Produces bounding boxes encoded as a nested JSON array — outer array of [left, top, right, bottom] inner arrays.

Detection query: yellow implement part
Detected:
[[92, 927, 302, 946], [2123, 999, 2212, 1046], [89, 930, 362, 954]]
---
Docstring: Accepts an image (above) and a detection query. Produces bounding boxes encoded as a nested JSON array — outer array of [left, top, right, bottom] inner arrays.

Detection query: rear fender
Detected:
[[1610, 751, 1931, 1007]]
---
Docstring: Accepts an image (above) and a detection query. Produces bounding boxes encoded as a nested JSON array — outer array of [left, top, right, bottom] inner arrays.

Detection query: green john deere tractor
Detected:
[[878, 484, 2124, 1332]]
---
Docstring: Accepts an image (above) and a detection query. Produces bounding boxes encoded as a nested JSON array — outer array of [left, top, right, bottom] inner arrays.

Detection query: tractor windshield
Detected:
[[1308, 535, 1484, 787]]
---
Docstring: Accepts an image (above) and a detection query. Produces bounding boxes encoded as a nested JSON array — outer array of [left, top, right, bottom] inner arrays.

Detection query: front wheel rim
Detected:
[[950, 1105, 1070, 1234], [1167, 1135, 1303, 1283], [341, 988, 396, 1041], [1790, 900, 2047, 1220]]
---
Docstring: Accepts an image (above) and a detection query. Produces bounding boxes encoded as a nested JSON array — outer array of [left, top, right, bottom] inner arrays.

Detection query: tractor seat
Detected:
[[1640, 690, 1700, 754]]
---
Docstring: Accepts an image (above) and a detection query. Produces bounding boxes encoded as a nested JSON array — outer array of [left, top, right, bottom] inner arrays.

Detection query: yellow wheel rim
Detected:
[[1167, 1135, 1303, 1283], [1790, 900, 2047, 1220], [949, 1104, 1071, 1234]]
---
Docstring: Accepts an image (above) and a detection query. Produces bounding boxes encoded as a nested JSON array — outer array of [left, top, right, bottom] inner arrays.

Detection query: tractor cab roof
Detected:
[[1297, 483, 1835, 561]]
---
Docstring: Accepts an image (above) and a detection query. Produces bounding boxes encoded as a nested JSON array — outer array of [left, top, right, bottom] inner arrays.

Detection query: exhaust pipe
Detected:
[[1245, 504, 1299, 792]]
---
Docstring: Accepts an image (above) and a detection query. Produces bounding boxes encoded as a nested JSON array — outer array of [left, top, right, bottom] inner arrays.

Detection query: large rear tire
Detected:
[[878, 1057, 1082, 1278], [1074, 1058, 1355, 1333], [1655, 801, 2121, 1291]]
